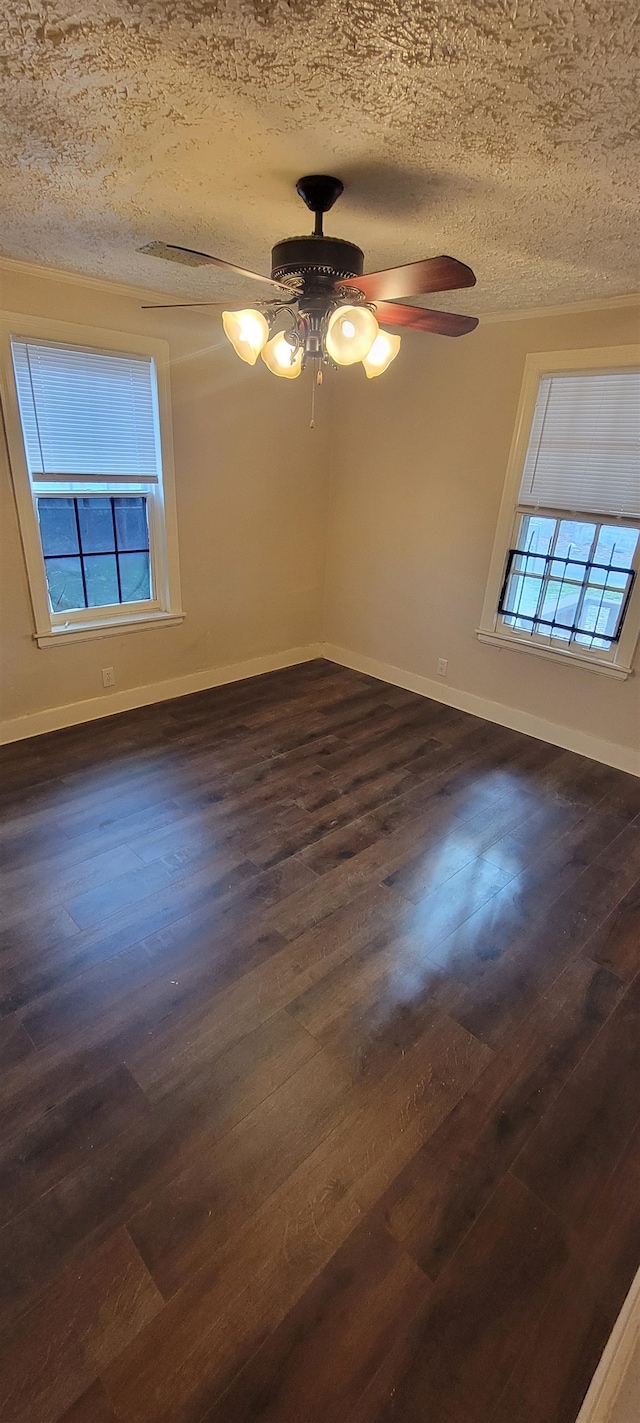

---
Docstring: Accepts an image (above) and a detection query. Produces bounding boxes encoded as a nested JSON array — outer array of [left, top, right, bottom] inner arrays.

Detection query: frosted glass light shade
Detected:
[[261, 332, 303, 379], [361, 330, 401, 378], [222, 309, 269, 365], [326, 305, 379, 365]]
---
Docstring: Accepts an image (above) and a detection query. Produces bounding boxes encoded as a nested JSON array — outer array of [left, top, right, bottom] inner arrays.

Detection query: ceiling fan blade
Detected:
[[375, 302, 479, 336], [339, 255, 476, 302], [140, 242, 291, 292], [141, 301, 232, 309]]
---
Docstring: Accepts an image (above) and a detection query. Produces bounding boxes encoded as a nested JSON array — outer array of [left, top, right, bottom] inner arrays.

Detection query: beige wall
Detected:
[[324, 302, 640, 760], [0, 264, 327, 728]]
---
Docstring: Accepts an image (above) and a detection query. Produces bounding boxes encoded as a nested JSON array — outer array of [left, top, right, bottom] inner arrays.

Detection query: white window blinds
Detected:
[[518, 370, 640, 518], [11, 339, 160, 482]]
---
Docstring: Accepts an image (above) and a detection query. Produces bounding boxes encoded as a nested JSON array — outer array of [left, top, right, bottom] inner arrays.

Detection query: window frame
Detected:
[[0, 313, 183, 646], [477, 345, 640, 680]]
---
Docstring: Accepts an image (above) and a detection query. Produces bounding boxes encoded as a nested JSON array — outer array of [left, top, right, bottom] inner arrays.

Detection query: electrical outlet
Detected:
[[437, 658, 448, 677], [102, 667, 115, 688]]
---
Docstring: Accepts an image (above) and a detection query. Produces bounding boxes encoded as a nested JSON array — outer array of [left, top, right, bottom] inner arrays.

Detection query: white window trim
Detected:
[[477, 344, 640, 681], [0, 312, 184, 647]]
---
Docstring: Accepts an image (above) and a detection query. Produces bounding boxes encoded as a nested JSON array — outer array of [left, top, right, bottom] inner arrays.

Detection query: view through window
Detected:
[[499, 516, 638, 650], [37, 496, 152, 611]]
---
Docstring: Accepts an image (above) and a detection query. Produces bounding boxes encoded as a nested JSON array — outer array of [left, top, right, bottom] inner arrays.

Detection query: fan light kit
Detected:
[[141, 175, 479, 419]]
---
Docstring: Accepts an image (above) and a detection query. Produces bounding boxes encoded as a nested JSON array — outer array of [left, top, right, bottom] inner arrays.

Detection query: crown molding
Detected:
[[480, 291, 640, 323], [0, 253, 638, 324], [0, 253, 195, 305]]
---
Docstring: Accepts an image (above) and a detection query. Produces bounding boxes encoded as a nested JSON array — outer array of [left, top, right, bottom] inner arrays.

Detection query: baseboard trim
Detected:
[[3, 641, 639, 774], [322, 643, 640, 778], [576, 1265, 640, 1422], [0, 644, 324, 745]]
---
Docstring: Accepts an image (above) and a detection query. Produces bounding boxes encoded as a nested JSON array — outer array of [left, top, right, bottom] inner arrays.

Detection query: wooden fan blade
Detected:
[[140, 242, 291, 292], [141, 301, 231, 309], [339, 255, 476, 302], [374, 301, 479, 336]]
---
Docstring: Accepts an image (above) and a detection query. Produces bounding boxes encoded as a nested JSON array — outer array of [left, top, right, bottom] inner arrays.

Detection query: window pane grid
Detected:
[[37, 496, 152, 612], [498, 514, 638, 649]]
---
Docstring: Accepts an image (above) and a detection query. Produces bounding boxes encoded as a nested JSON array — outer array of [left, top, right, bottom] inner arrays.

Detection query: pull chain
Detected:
[[310, 364, 323, 429]]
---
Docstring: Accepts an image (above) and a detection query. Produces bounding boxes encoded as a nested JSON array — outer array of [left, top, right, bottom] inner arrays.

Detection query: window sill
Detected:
[[35, 611, 185, 648], [476, 628, 633, 680]]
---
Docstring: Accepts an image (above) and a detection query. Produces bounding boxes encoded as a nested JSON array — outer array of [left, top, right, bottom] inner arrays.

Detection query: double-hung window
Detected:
[[479, 346, 640, 679], [1, 315, 182, 645]]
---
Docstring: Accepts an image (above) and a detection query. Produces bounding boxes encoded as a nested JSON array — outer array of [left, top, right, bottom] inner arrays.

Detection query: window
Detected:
[[478, 347, 640, 679], [498, 516, 637, 650], [0, 316, 182, 645], [37, 496, 152, 611]]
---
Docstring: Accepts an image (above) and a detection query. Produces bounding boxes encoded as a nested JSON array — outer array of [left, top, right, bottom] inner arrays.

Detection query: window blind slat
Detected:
[[11, 340, 161, 481], [519, 371, 640, 518]]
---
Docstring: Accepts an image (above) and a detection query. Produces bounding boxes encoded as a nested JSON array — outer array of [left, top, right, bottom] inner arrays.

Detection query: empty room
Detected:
[[1, 3, 639, 1422]]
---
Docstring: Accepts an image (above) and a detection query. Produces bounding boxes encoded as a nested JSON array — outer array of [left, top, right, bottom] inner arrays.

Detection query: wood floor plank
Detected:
[[203, 1219, 430, 1423], [12, 857, 316, 1045], [286, 921, 466, 1060], [384, 791, 564, 897], [387, 853, 514, 949], [0, 798, 181, 879], [0, 1014, 320, 1322], [244, 766, 420, 867], [378, 955, 623, 1280], [0, 1063, 150, 1228], [490, 1120, 640, 1423], [0, 844, 144, 924], [0, 1015, 35, 1070], [267, 797, 516, 942], [362, 749, 531, 840], [60, 843, 251, 932], [0, 903, 81, 963], [512, 972, 640, 1229], [57, 1381, 119, 1423], [358, 1173, 568, 1423], [1, 661, 638, 1423], [126, 884, 403, 1099], [0, 1228, 162, 1423], [297, 814, 382, 874], [56, 1388, 118, 1423], [102, 1017, 489, 1423], [342, 1307, 476, 1423], [583, 873, 640, 982], [0, 1040, 120, 1140], [127, 1047, 357, 1297], [0, 859, 296, 1019], [445, 819, 640, 1048]]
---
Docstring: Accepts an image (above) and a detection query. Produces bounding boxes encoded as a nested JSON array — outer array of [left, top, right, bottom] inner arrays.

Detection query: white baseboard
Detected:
[[576, 1265, 640, 1422], [3, 640, 639, 778], [0, 643, 324, 745], [322, 643, 640, 778]]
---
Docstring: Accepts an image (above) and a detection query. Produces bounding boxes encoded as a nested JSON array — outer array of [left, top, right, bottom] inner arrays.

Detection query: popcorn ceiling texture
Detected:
[[1, 1, 638, 312]]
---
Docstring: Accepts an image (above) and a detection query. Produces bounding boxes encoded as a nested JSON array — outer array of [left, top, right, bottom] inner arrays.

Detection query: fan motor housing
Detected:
[[271, 235, 364, 288]]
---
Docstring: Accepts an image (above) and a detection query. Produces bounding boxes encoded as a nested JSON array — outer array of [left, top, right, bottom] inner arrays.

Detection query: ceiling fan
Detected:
[[140, 175, 479, 385]]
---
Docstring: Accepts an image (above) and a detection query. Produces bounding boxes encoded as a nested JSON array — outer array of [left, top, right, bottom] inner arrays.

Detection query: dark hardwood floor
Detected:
[[1, 658, 639, 1423]]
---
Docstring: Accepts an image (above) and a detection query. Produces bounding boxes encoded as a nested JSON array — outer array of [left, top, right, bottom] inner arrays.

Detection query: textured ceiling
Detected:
[[1, 1, 639, 313]]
